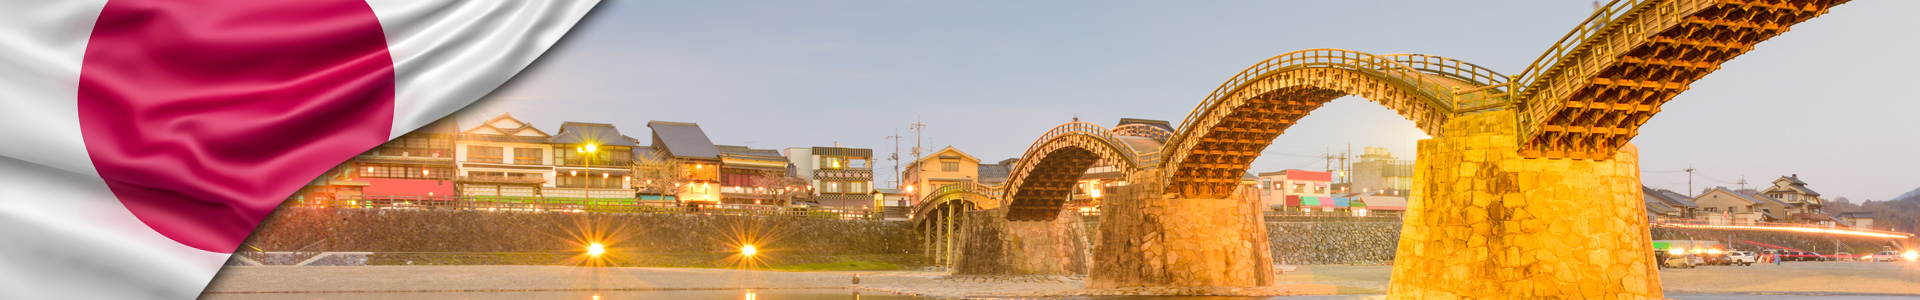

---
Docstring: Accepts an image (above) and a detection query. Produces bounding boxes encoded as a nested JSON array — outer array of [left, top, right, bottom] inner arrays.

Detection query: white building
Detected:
[[453, 113, 557, 198]]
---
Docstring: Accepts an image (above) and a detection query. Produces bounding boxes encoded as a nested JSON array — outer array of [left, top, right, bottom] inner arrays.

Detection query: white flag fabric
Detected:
[[0, 0, 598, 298]]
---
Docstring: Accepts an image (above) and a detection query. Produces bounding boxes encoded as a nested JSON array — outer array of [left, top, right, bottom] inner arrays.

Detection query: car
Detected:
[[1804, 252, 1825, 262], [1725, 251, 1756, 266], [1662, 253, 1696, 268], [1875, 251, 1901, 262]]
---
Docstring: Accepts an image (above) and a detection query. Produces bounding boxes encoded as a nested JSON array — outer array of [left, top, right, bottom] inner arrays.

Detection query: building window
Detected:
[[821, 156, 847, 170], [467, 146, 503, 163], [941, 162, 958, 172], [358, 163, 451, 180], [850, 158, 869, 169], [514, 148, 543, 165], [851, 181, 867, 194]]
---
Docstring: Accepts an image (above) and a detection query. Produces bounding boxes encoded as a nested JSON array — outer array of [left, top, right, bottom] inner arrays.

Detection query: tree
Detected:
[[746, 168, 810, 206], [631, 152, 689, 203]]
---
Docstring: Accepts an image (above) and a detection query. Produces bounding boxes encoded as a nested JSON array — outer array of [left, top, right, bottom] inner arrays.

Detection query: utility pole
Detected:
[[1343, 144, 1352, 185], [885, 130, 904, 189], [909, 117, 928, 198], [1685, 164, 1697, 197], [1324, 148, 1334, 174], [1736, 176, 1748, 191]]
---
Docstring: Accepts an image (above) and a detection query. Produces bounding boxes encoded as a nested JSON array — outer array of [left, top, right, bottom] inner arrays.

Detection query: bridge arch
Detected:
[[1000, 122, 1140, 221], [1159, 49, 1505, 198]]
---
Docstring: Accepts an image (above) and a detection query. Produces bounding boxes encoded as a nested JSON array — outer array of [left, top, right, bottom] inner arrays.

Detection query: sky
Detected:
[[457, 0, 1920, 200]]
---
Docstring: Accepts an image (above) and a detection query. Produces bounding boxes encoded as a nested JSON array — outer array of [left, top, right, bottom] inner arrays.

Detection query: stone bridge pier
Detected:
[[1388, 110, 1660, 300], [1088, 171, 1274, 288]]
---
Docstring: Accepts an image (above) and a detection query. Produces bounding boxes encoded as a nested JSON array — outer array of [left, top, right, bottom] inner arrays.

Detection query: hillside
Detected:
[[1898, 186, 1920, 201]]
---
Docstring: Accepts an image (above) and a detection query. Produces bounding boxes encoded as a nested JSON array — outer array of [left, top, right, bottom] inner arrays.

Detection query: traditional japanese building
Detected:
[[299, 117, 459, 202], [547, 122, 637, 199], [1761, 174, 1830, 224], [452, 113, 555, 198], [646, 121, 722, 205], [716, 145, 789, 205]]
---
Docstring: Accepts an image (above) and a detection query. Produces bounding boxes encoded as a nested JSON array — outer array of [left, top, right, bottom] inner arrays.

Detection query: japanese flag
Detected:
[[0, 0, 597, 298]]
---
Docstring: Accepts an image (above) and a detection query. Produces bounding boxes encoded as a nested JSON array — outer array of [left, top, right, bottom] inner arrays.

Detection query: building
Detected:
[[716, 145, 791, 205], [1760, 175, 1829, 224], [1641, 186, 1699, 219], [452, 113, 555, 198], [1690, 187, 1791, 224], [873, 188, 913, 219], [547, 122, 637, 199], [293, 118, 458, 203], [1350, 192, 1407, 217], [978, 158, 1016, 186], [902, 146, 982, 205], [347, 118, 459, 199], [1349, 147, 1413, 196], [1837, 212, 1875, 229], [785, 146, 876, 208], [645, 121, 722, 205], [1257, 169, 1333, 213], [630, 146, 675, 202]]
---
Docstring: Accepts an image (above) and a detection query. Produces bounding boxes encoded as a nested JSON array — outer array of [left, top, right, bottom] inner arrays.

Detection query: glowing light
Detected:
[[1668, 248, 1684, 255], [585, 144, 597, 153], [422, 169, 430, 176], [1706, 249, 1723, 255], [1905, 251, 1918, 261], [586, 243, 605, 256], [742, 244, 757, 256], [1656, 222, 1913, 239]]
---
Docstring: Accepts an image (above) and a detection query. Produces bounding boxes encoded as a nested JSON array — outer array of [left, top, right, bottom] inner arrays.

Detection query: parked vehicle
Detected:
[[1835, 252, 1854, 261], [1726, 251, 1756, 266], [1662, 252, 1696, 268], [1875, 251, 1901, 262], [1804, 252, 1826, 262]]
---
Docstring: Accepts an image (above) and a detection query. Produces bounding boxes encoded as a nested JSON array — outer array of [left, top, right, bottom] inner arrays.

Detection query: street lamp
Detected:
[[578, 144, 598, 192]]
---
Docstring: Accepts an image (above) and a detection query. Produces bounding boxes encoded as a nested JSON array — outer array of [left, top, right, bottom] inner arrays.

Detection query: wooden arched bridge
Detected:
[[912, 0, 1851, 298]]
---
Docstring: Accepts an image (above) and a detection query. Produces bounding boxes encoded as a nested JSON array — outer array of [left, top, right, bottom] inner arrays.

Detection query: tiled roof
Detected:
[[631, 146, 661, 162], [1780, 175, 1808, 185], [1117, 118, 1174, 132], [549, 122, 639, 146], [1735, 189, 1795, 207], [1642, 186, 1699, 208], [978, 163, 1012, 182], [648, 121, 719, 159], [1657, 190, 1698, 207]]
